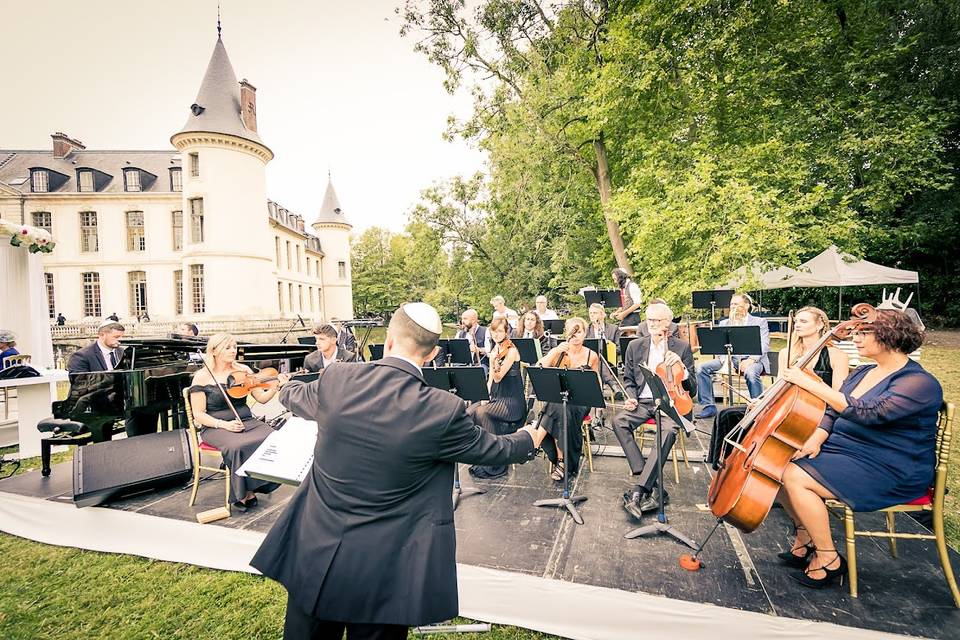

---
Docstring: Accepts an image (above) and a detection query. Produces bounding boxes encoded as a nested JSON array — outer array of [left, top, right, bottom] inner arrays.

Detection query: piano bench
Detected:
[[38, 418, 92, 477]]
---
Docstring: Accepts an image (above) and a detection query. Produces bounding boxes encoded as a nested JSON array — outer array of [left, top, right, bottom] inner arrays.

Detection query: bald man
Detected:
[[455, 308, 490, 369], [252, 303, 546, 640]]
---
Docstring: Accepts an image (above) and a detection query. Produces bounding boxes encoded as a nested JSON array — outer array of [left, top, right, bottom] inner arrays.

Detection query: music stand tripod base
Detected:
[[452, 463, 485, 511], [534, 493, 588, 525]]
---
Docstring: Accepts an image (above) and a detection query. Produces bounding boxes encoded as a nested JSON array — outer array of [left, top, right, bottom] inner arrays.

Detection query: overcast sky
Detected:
[[0, 0, 484, 232]]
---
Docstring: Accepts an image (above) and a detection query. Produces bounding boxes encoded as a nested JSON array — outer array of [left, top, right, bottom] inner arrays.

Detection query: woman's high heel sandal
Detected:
[[792, 550, 847, 589], [550, 460, 565, 482], [777, 527, 815, 568]]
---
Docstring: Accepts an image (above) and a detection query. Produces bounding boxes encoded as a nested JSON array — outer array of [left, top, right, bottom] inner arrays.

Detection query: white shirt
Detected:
[[537, 308, 559, 320], [321, 350, 337, 369], [492, 308, 518, 325], [625, 282, 642, 307], [98, 343, 118, 371], [637, 338, 688, 400]]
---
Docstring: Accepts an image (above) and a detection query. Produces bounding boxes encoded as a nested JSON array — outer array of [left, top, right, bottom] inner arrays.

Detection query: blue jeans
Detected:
[[696, 357, 765, 407]]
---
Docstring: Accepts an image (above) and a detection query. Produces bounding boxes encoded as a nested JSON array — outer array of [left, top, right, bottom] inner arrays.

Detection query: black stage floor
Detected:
[[3, 424, 958, 639]]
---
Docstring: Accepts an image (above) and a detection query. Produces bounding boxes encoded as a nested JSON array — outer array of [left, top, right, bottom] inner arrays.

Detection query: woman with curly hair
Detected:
[[776, 310, 942, 589]]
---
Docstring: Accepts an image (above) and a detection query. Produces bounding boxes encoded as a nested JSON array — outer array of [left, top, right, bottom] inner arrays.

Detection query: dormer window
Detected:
[[124, 168, 142, 192], [169, 167, 182, 192], [78, 170, 95, 193], [31, 169, 49, 192]]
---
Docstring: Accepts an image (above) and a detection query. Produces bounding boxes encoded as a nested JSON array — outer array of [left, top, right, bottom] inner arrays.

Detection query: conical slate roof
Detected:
[[315, 178, 351, 227], [174, 37, 265, 146]]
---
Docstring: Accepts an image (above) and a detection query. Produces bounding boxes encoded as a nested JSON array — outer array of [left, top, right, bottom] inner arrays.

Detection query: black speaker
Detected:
[[73, 430, 193, 507]]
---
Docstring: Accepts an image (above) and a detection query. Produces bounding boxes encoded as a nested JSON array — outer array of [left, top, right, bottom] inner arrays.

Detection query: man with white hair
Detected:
[[534, 295, 559, 320], [252, 302, 547, 640], [612, 302, 696, 519], [490, 295, 518, 329]]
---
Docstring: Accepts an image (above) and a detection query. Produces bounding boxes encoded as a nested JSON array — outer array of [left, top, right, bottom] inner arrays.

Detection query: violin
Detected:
[[492, 337, 516, 374], [707, 303, 878, 533], [656, 359, 693, 416], [226, 367, 284, 398]]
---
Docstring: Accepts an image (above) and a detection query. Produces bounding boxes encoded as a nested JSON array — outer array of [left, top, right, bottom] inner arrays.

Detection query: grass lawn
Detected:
[[1, 330, 958, 639]]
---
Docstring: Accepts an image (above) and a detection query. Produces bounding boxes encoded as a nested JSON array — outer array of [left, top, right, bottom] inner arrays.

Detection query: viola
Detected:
[[656, 359, 693, 416], [492, 337, 516, 374], [707, 303, 877, 533]]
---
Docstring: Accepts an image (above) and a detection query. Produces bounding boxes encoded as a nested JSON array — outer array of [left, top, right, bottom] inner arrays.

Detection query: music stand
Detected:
[[692, 289, 734, 326], [696, 326, 762, 406], [422, 366, 489, 510], [542, 319, 565, 337], [526, 367, 605, 525], [511, 338, 543, 365], [582, 338, 615, 368], [367, 343, 384, 361], [623, 365, 699, 549], [436, 339, 474, 365], [583, 289, 621, 309]]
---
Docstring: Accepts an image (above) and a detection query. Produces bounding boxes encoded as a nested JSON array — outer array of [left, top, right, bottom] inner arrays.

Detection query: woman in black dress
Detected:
[[536, 317, 600, 481], [777, 306, 849, 391], [468, 318, 526, 479], [777, 310, 942, 588], [188, 333, 288, 510]]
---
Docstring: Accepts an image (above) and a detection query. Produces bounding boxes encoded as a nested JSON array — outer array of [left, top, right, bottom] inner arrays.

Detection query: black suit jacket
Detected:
[[302, 346, 357, 373], [336, 328, 357, 354], [622, 335, 696, 403], [586, 322, 620, 343], [67, 341, 122, 373], [250, 357, 536, 626]]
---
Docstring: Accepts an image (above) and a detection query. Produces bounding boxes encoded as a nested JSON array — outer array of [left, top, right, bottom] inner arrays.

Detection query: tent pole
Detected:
[[838, 287, 843, 320]]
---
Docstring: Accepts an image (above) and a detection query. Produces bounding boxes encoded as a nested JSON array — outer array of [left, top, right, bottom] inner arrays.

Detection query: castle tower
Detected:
[[170, 35, 276, 319], [313, 178, 354, 320]]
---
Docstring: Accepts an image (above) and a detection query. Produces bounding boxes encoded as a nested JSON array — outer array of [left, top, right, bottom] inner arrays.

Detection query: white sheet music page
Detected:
[[236, 417, 318, 485]]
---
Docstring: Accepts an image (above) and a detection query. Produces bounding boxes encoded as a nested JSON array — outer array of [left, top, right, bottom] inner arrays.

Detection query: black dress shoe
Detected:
[[639, 489, 669, 513], [621, 491, 645, 520]]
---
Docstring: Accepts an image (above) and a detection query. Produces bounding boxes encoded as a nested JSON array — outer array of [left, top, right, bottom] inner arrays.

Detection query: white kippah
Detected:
[[402, 302, 442, 335]]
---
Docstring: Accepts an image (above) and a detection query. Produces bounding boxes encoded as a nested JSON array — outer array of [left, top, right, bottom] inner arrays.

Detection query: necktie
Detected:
[[109, 350, 118, 369]]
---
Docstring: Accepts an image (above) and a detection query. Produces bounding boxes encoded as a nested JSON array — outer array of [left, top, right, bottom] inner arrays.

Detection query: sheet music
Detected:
[[236, 417, 318, 485]]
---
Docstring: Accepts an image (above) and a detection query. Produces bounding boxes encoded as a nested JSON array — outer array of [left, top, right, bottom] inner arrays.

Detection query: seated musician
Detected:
[[188, 333, 288, 511], [67, 321, 160, 437], [536, 317, 600, 481], [467, 318, 527, 480], [513, 310, 550, 354], [695, 293, 770, 418], [534, 295, 559, 320], [0, 330, 19, 367], [778, 306, 848, 392], [613, 303, 696, 518], [330, 318, 358, 355], [304, 323, 358, 372], [775, 310, 941, 588], [611, 268, 643, 331], [586, 303, 620, 342], [491, 295, 519, 330], [636, 298, 681, 339], [456, 309, 489, 369], [174, 322, 201, 339]]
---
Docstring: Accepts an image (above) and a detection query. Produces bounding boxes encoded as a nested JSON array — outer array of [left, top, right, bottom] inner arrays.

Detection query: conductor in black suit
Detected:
[[251, 303, 548, 640], [67, 321, 159, 437], [612, 303, 696, 519], [303, 323, 357, 372]]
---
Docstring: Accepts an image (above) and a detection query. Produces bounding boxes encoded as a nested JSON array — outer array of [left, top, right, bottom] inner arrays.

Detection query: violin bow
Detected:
[[194, 348, 245, 425]]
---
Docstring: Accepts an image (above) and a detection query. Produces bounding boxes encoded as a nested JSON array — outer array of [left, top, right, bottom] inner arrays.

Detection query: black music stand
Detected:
[[436, 339, 473, 365], [623, 365, 699, 549], [542, 319, 565, 337], [692, 289, 734, 326], [422, 366, 490, 510], [582, 338, 615, 368], [527, 367, 605, 525], [583, 289, 621, 309], [697, 325, 762, 406], [511, 338, 543, 365], [297, 336, 317, 346], [367, 344, 384, 361]]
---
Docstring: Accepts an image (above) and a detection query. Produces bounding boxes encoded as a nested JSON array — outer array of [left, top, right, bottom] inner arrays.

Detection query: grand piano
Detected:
[[37, 338, 315, 475]]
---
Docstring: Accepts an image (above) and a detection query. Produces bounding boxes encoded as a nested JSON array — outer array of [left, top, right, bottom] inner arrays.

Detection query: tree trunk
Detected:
[[593, 137, 631, 271]]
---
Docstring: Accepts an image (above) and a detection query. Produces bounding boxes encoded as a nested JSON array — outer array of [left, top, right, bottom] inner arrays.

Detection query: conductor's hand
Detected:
[[663, 351, 682, 368], [219, 419, 244, 432], [520, 424, 548, 449], [624, 398, 638, 411]]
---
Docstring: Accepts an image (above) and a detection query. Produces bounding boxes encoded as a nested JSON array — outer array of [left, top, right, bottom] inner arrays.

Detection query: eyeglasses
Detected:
[[646, 318, 670, 324], [849, 330, 874, 338]]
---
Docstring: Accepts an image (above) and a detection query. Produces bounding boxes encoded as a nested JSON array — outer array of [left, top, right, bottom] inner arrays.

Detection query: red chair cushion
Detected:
[[583, 414, 592, 424], [199, 441, 221, 453], [645, 418, 656, 425], [905, 488, 934, 506]]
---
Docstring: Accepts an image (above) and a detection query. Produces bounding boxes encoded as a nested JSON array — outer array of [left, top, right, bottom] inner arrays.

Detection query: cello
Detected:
[[706, 303, 877, 533]]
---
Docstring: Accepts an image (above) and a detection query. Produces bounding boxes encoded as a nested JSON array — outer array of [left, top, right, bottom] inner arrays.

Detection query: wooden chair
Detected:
[[1, 354, 32, 420], [182, 388, 231, 516], [825, 402, 959, 606]]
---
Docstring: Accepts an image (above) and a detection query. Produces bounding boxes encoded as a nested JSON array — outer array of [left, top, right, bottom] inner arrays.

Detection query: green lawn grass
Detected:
[[1, 332, 958, 639]]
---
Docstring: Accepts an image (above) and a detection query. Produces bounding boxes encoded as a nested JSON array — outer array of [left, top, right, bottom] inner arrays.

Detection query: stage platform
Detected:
[[1, 423, 957, 639]]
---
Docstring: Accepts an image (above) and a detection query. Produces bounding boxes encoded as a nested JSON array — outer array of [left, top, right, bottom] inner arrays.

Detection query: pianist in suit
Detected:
[[67, 321, 160, 437], [251, 303, 547, 640], [303, 323, 358, 372], [188, 333, 286, 511]]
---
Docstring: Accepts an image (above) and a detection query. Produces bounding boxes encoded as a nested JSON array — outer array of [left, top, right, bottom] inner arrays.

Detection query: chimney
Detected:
[[239, 79, 258, 132], [51, 132, 86, 159]]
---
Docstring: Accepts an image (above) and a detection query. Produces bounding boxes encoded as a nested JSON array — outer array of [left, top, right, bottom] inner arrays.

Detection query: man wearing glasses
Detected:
[[612, 303, 696, 518]]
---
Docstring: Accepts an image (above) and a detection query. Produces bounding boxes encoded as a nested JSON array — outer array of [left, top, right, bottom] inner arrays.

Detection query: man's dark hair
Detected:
[[313, 323, 338, 340], [178, 322, 199, 336], [98, 322, 125, 335]]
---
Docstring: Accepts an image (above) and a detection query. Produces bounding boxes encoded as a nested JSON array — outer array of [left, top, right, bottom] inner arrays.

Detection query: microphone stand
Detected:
[[279, 315, 305, 345]]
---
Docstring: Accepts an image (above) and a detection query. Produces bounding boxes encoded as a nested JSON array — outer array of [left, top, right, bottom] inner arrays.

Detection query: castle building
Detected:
[[0, 35, 353, 323]]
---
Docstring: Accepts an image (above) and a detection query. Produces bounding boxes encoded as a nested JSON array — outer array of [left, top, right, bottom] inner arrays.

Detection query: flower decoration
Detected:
[[1, 218, 56, 253]]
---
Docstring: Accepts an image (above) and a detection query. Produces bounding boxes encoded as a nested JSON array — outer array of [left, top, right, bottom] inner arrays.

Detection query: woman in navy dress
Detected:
[[777, 309, 942, 588], [468, 318, 527, 479]]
